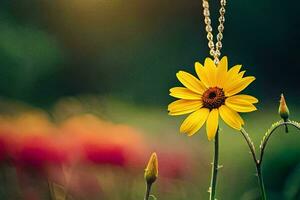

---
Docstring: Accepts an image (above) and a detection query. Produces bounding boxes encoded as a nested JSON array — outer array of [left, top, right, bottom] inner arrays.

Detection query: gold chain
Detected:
[[202, 0, 226, 64]]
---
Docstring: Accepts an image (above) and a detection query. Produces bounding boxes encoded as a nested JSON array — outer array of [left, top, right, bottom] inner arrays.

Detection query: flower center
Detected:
[[202, 87, 226, 110]]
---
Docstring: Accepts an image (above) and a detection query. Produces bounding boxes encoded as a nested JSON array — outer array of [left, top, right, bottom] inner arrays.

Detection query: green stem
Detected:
[[144, 183, 152, 200], [259, 121, 300, 164], [284, 119, 289, 133], [256, 164, 267, 200], [209, 129, 219, 200], [240, 128, 266, 199], [47, 180, 54, 200], [240, 121, 300, 200]]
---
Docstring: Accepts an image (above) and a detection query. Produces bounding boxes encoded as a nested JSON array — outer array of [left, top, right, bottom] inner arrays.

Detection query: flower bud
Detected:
[[278, 94, 289, 120], [144, 152, 158, 185]]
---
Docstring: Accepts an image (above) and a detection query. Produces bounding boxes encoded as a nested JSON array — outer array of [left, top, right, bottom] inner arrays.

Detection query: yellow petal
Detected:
[[206, 109, 219, 140], [168, 100, 202, 115], [229, 64, 242, 75], [228, 94, 258, 103], [169, 87, 202, 100], [222, 65, 242, 89], [225, 97, 257, 113], [176, 71, 206, 94], [216, 56, 228, 88], [195, 62, 211, 88], [205, 57, 217, 68], [218, 56, 228, 70], [180, 108, 210, 136], [204, 57, 217, 87], [219, 105, 243, 130], [238, 70, 246, 78], [225, 76, 256, 96]]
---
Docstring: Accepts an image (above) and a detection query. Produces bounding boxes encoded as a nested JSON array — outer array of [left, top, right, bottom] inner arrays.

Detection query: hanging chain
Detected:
[[202, 0, 226, 64]]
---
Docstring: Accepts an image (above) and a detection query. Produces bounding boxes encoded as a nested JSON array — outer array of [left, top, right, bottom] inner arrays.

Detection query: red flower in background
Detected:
[[83, 143, 125, 166], [13, 135, 65, 170], [0, 112, 66, 170], [0, 111, 157, 200], [59, 114, 148, 168]]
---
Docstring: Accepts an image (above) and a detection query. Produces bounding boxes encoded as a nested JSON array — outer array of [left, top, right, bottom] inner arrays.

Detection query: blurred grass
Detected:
[[51, 96, 300, 199], [0, 96, 299, 199]]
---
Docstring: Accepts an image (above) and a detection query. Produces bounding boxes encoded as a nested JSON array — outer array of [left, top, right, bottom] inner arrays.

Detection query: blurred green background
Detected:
[[0, 0, 300, 199], [1, 0, 300, 107]]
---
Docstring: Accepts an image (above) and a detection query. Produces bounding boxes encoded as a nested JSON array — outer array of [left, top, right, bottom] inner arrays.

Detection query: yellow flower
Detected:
[[144, 152, 158, 184], [168, 56, 258, 140]]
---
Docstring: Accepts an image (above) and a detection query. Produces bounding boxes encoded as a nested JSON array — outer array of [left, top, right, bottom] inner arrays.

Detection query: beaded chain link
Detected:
[[202, 0, 226, 64]]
